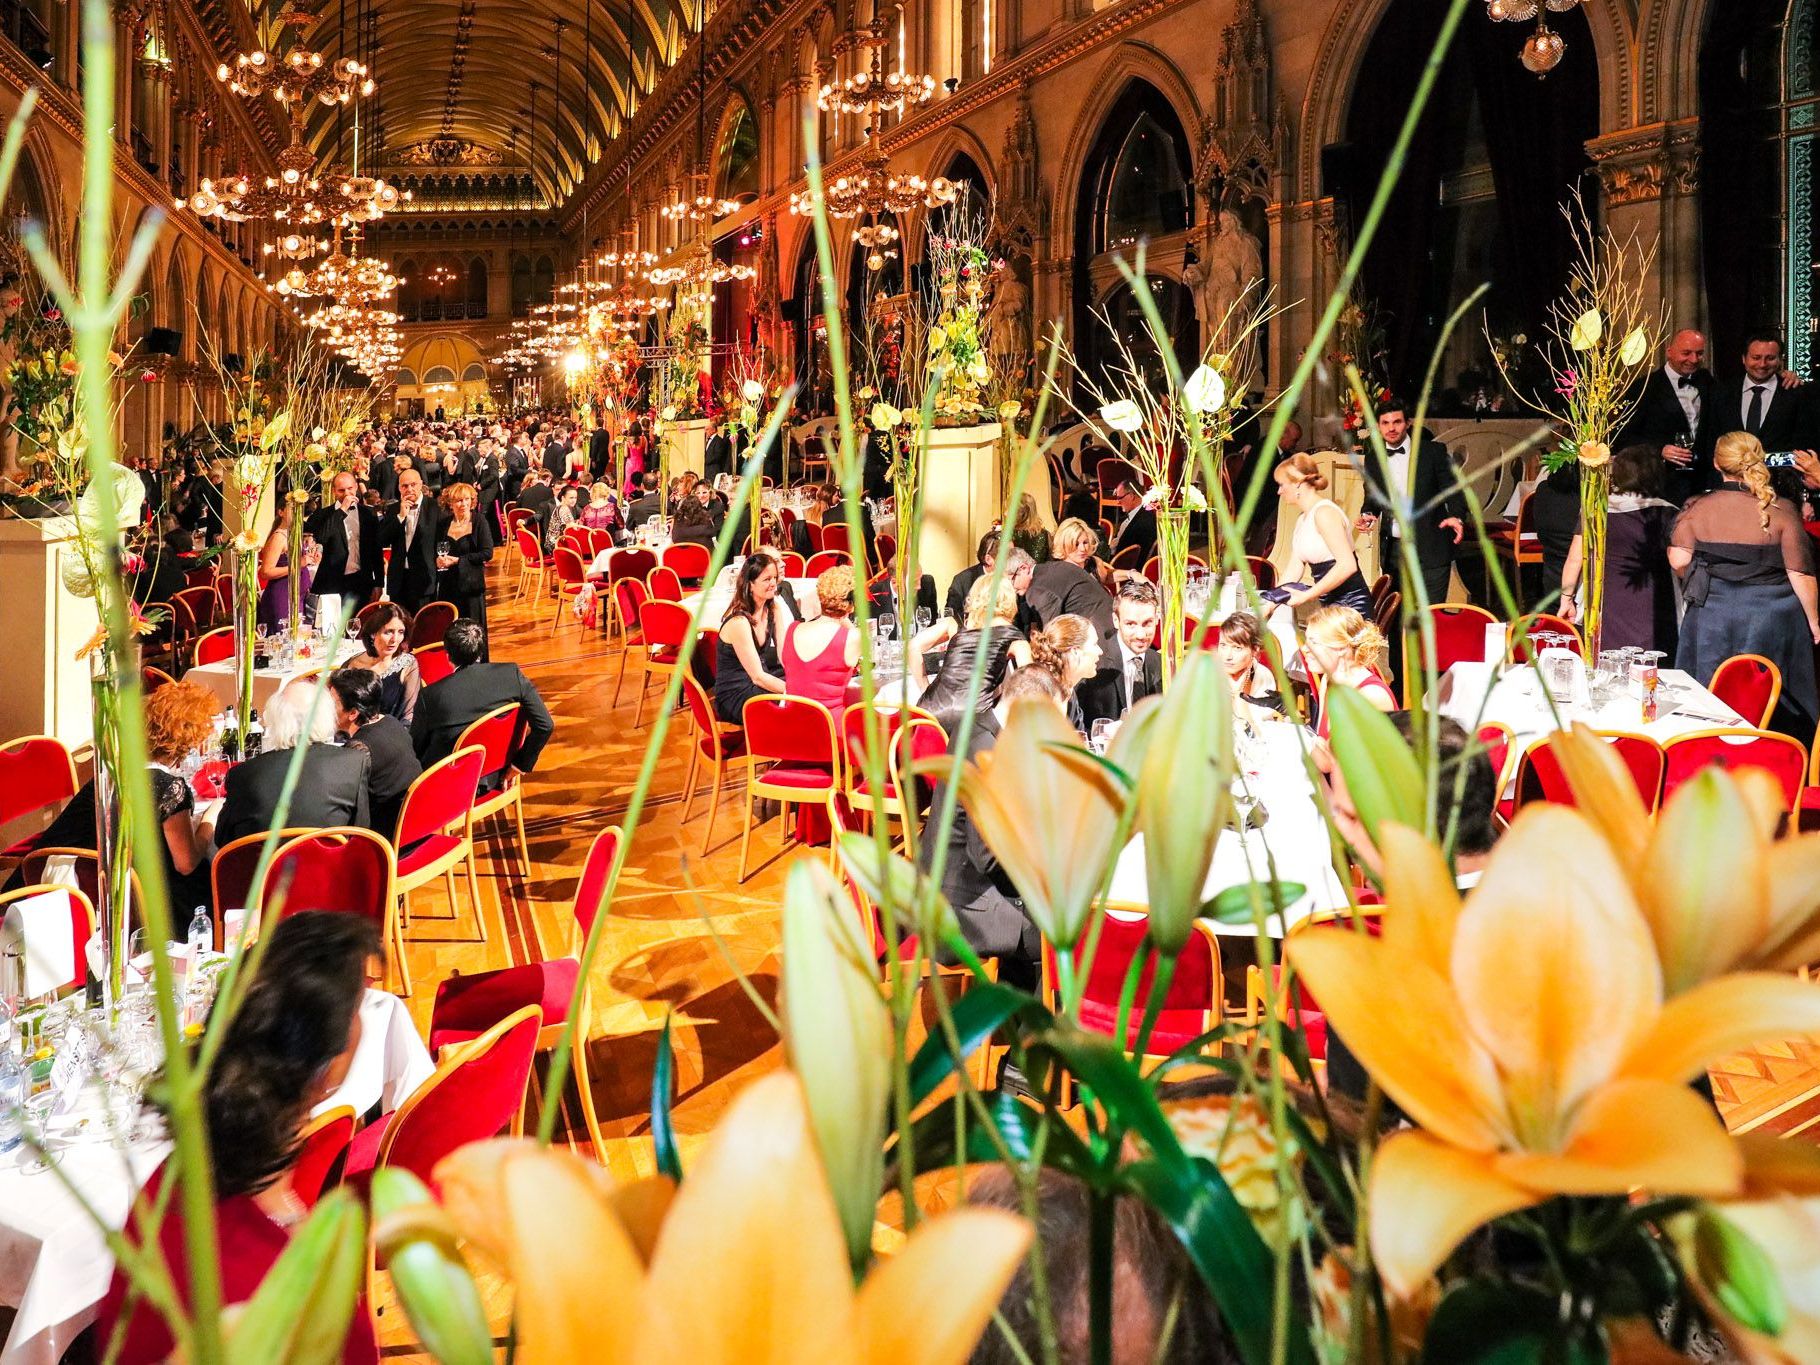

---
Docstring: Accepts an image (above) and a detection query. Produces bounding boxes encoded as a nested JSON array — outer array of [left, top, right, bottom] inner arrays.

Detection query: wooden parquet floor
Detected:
[[373, 560, 1820, 1357]]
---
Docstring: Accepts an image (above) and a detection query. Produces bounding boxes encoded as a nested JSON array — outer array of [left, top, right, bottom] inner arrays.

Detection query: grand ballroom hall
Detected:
[[3, 0, 1820, 1360]]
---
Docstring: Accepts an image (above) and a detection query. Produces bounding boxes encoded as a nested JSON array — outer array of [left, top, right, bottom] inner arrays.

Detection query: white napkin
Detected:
[[4, 890, 76, 999]]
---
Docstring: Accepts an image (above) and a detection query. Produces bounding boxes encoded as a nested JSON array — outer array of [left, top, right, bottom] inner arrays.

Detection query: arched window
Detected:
[[1088, 89, 1193, 253], [510, 252, 532, 316], [424, 365, 456, 384], [461, 363, 488, 383], [466, 256, 488, 317], [1088, 277, 1198, 391], [714, 98, 760, 202], [395, 367, 418, 387]]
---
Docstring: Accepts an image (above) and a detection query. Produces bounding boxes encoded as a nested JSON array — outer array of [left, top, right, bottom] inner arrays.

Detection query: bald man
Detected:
[[1620, 328, 1715, 503]]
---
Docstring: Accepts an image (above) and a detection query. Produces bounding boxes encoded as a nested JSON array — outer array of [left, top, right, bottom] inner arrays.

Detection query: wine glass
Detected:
[[1089, 718, 1113, 755]]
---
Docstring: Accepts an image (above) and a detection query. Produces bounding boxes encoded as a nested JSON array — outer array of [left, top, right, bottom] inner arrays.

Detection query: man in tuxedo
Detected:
[[945, 531, 1000, 623], [1077, 578, 1163, 728], [412, 621, 556, 786], [306, 470, 382, 605], [502, 432, 531, 503], [1620, 328, 1715, 503], [588, 425, 612, 482], [541, 429, 569, 480], [384, 466, 439, 612], [515, 466, 556, 540], [1355, 399, 1464, 610], [1711, 333, 1813, 455], [215, 681, 371, 845], [626, 471, 664, 532], [1108, 480, 1157, 566], [703, 427, 734, 482]]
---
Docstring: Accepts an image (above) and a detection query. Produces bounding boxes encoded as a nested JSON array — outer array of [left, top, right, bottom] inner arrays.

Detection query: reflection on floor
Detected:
[[378, 562, 1820, 1356]]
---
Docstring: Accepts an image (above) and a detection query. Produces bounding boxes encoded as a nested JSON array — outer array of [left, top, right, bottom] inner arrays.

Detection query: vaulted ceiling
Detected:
[[283, 0, 703, 206]]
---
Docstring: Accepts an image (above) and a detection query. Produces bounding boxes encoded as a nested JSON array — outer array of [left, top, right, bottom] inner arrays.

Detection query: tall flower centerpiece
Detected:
[[921, 214, 994, 428], [1490, 199, 1660, 655]]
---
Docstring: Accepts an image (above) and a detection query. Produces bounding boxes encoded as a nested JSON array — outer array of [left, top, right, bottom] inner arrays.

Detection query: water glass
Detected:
[[1542, 651, 1581, 705], [1089, 718, 1113, 755]]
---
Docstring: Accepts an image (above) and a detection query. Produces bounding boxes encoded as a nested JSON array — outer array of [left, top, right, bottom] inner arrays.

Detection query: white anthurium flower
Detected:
[[1619, 326, 1650, 367], [869, 401, 901, 430], [741, 378, 764, 402], [1140, 485, 1164, 509], [1100, 400, 1144, 433], [1569, 307, 1604, 352], [1184, 485, 1209, 511], [661, 405, 678, 422], [1183, 364, 1227, 415]]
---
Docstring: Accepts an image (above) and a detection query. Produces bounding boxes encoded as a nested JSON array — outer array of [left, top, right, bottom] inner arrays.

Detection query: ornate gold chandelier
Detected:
[[661, 171, 740, 225], [1484, 0, 1584, 75], [790, 141, 957, 219], [817, 8, 934, 119], [217, 7, 374, 107]]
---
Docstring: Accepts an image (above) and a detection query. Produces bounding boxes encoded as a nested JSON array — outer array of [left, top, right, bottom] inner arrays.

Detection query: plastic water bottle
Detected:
[[187, 907, 213, 960], [0, 1021, 25, 1155]]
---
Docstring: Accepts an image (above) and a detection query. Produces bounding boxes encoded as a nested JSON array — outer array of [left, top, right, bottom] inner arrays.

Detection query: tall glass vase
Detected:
[[1577, 463, 1610, 658], [231, 547, 259, 758], [88, 644, 134, 1023], [1156, 505, 1192, 682]]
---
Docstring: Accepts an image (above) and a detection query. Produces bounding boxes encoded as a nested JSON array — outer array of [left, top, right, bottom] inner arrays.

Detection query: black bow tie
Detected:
[[1388, 446, 1407, 457], [1677, 376, 1696, 390]]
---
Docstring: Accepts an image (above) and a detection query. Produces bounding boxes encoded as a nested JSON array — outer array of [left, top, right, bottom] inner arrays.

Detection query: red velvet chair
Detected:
[[662, 541, 711, 585], [681, 673, 749, 854], [169, 586, 217, 664], [140, 666, 177, 693], [292, 1106, 356, 1208], [629, 600, 691, 729], [1247, 907, 1386, 1064], [208, 829, 314, 939], [608, 546, 658, 587], [797, 521, 824, 554], [646, 565, 685, 603], [1413, 603, 1500, 695], [192, 626, 235, 668], [255, 828, 401, 992], [1045, 907, 1223, 1091], [0, 735, 79, 865], [1709, 654, 1782, 730], [821, 522, 854, 558], [778, 551, 808, 577], [840, 705, 947, 852], [739, 694, 841, 882], [1476, 721, 1517, 799], [408, 601, 460, 652], [876, 533, 897, 569], [1662, 728, 1807, 813], [550, 546, 589, 636], [1512, 730, 1665, 814], [426, 827, 620, 1156], [414, 642, 455, 685], [343, 1004, 542, 1195], [393, 746, 489, 992], [805, 550, 850, 576], [611, 578, 651, 703], [455, 703, 531, 873], [0, 882, 96, 996], [513, 525, 548, 602]]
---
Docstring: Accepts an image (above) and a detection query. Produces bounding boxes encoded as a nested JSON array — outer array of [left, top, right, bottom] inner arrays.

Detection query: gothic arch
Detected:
[[1638, 0, 1714, 123], [12, 125, 65, 261], [1294, 0, 1638, 203], [1051, 43, 1202, 259]]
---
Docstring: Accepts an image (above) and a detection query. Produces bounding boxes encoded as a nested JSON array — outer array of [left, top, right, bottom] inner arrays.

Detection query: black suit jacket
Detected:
[[384, 498, 442, 611], [541, 440, 568, 479], [1360, 436, 1464, 583], [588, 429, 612, 481], [1077, 646, 1162, 727], [945, 563, 986, 623], [703, 432, 734, 482], [412, 663, 556, 776], [1711, 376, 1814, 454], [514, 481, 555, 538], [626, 492, 664, 532], [346, 716, 421, 839], [1027, 559, 1116, 643], [305, 502, 383, 601], [216, 744, 371, 848], [1110, 507, 1158, 565], [1621, 367, 1716, 502]]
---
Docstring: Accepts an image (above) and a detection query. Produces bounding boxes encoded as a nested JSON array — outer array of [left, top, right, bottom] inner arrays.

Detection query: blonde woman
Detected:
[[1273, 454, 1371, 612], [1303, 604, 1395, 744], [1028, 517, 1116, 641], [434, 481, 494, 651], [1670, 430, 1818, 736], [911, 575, 1033, 731]]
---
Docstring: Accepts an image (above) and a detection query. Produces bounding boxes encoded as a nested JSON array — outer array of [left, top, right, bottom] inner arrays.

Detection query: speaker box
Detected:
[[144, 326, 181, 356], [780, 294, 802, 323]]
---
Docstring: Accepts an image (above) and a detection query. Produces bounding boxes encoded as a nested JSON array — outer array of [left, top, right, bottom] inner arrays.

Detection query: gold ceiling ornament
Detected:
[[790, 141, 957, 219], [217, 6, 374, 108], [1485, 0, 1582, 75], [817, 7, 934, 120], [270, 224, 400, 301]]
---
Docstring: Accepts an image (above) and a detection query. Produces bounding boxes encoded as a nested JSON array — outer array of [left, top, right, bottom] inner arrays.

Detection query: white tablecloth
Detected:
[[1105, 724, 1348, 936], [312, 988, 435, 1119], [0, 1090, 166, 1365], [182, 639, 361, 712], [1435, 660, 1747, 761]]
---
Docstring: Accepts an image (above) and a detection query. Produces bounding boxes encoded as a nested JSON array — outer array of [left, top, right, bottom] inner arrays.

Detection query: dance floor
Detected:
[[375, 560, 1820, 1355]]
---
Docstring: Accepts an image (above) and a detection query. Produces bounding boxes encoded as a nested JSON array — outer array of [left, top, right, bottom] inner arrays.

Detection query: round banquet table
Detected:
[[1434, 660, 1748, 793], [0, 988, 431, 1365], [182, 638, 362, 713], [1103, 723, 1349, 936]]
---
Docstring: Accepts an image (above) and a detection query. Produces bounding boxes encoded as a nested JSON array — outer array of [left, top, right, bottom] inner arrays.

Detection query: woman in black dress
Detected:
[[434, 481, 495, 659], [715, 553, 795, 725], [910, 574, 1032, 733], [1560, 444, 1679, 655], [1670, 431, 1820, 739]]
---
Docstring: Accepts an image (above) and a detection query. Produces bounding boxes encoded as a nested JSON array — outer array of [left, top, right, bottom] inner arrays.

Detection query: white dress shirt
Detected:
[[342, 501, 362, 574], [1666, 363, 1701, 436], [1384, 445, 1410, 538]]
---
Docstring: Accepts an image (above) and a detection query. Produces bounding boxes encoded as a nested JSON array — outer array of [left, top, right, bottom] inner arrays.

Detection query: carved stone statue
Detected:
[[1194, 208, 1265, 350], [984, 260, 1030, 379]]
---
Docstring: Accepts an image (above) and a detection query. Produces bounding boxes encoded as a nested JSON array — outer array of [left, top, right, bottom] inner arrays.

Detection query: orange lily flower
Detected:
[[434, 1071, 1030, 1364], [1286, 807, 1820, 1298], [1551, 724, 1820, 992]]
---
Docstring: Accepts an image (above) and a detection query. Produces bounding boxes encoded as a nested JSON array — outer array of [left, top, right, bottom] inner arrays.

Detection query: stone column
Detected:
[[1586, 119, 1704, 333]]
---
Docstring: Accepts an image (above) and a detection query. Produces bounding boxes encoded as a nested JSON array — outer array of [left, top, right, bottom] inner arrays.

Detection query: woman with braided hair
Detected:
[[1670, 430, 1820, 737]]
